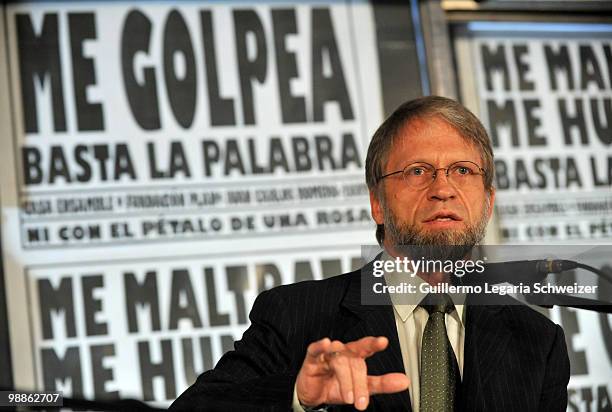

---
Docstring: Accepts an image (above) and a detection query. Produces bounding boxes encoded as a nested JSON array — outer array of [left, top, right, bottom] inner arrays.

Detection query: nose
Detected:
[[426, 170, 456, 201]]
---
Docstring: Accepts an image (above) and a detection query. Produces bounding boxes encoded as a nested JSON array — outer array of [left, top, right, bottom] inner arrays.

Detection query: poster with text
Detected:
[[0, 0, 426, 405], [454, 22, 612, 411]]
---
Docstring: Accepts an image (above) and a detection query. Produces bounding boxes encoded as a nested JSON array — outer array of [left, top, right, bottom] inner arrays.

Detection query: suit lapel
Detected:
[[339, 266, 412, 411]]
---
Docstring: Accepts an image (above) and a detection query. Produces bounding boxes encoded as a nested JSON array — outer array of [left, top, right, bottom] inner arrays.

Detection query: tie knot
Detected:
[[420, 293, 455, 315]]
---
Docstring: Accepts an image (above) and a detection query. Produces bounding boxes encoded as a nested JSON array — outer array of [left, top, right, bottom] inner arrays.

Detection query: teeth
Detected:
[[435, 217, 452, 221]]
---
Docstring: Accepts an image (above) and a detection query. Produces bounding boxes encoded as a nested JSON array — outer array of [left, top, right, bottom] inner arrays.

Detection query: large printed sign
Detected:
[[26, 249, 362, 402], [12, 4, 375, 248], [470, 24, 612, 243], [454, 22, 612, 411], [0, 0, 424, 406]]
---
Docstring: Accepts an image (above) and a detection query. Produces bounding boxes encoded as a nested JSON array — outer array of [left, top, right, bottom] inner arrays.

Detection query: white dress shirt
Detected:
[[293, 253, 466, 411], [383, 251, 465, 412]]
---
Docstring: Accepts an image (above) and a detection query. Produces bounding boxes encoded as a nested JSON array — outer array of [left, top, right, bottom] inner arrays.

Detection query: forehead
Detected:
[[386, 116, 482, 166]]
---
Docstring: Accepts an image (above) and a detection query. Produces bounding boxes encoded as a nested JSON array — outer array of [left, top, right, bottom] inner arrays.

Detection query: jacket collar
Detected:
[[338, 257, 513, 411], [339, 258, 412, 411]]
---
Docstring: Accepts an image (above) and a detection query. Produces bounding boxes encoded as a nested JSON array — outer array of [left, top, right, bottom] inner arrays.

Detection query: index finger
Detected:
[[305, 338, 333, 362], [368, 373, 410, 395], [346, 336, 389, 358]]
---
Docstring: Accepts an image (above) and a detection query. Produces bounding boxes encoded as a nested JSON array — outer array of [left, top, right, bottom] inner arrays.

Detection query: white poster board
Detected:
[[0, 1, 426, 405], [454, 22, 612, 411]]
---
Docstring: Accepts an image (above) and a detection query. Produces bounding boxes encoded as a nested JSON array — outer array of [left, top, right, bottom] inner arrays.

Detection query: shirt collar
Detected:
[[381, 250, 466, 324]]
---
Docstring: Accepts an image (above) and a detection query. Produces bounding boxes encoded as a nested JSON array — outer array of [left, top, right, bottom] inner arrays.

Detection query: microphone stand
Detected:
[[468, 260, 612, 314], [524, 292, 612, 314], [528, 261, 612, 313]]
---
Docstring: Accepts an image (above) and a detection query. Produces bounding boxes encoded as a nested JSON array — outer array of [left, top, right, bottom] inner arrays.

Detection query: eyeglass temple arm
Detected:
[[378, 170, 404, 181]]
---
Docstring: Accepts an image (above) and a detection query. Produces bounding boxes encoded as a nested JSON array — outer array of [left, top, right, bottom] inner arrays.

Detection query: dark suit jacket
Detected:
[[169, 264, 570, 412]]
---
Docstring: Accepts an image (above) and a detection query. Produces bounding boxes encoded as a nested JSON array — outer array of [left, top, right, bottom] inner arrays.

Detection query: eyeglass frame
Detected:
[[377, 160, 487, 188]]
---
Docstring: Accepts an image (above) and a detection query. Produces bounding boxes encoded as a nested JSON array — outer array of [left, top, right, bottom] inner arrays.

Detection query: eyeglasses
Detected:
[[378, 161, 487, 189]]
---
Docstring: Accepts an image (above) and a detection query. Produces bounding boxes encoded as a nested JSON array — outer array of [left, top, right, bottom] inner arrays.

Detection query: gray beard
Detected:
[[383, 200, 489, 262]]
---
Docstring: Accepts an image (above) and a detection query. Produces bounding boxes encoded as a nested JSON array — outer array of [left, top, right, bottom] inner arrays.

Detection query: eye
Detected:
[[406, 166, 428, 176], [452, 163, 476, 176]]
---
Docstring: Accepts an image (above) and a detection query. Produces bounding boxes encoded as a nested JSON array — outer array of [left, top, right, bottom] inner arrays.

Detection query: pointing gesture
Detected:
[[296, 336, 410, 410]]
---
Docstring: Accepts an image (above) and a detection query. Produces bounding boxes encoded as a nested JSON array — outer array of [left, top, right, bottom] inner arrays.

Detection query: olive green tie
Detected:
[[419, 293, 460, 412]]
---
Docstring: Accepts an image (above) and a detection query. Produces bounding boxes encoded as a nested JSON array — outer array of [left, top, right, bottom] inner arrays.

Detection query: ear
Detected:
[[370, 189, 384, 225], [486, 187, 496, 221]]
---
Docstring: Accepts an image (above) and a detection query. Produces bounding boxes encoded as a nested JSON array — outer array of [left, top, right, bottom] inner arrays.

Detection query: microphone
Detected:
[[461, 259, 579, 286]]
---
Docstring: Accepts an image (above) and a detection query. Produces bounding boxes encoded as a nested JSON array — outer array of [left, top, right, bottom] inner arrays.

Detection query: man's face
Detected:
[[370, 116, 495, 252]]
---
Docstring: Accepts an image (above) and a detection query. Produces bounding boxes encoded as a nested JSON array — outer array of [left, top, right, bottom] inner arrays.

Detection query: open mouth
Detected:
[[424, 212, 462, 222]]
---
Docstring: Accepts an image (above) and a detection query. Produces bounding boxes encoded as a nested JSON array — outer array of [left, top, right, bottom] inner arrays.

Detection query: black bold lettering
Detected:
[[268, 138, 290, 172], [221, 335, 235, 353], [272, 9, 306, 123], [292, 137, 312, 171], [515, 159, 532, 190], [513, 45, 534, 91], [202, 140, 219, 176], [591, 98, 612, 145], [533, 159, 547, 189], [294, 261, 315, 283], [168, 269, 202, 329], [121, 11, 160, 130], [315, 135, 336, 170], [93, 144, 109, 181], [597, 385, 612, 412], [41, 347, 82, 396], [226, 266, 250, 325], [248, 138, 265, 174], [590, 156, 612, 187], [233, 10, 267, 125], [163, 10, 196, 128], [256, 263, 281, 293], [481, 44, 509, 91], [311, 8, 353, 121], [200, 11, 235, 126], [605, 45, 612, 88], [321, 259, 341, 279], [224, 140, 246, 175], [50, 146, 70, 183], [38, 277, 76, 339], [341, 133, 361, 168], [180, 337, 213, 384], [22, 147, 43, 185], [138, 340, 175, 401], [169, 141, 191, 177], [565, 157, 582, 189], [82, 275, 107, 336], [74, 145, 92, 182], [16, 13, 66, 133], [90, 344, 118, 399], [567, 389, 579, 412], [544, 44, 574, 91], [204, 267, 230, 326], [114, 143, 136, 180], [68, 13, 104, 131], [147, 142, 165, 179], [523, 99, 546, 146], [486, 99, 518, 147], [581, 387, 594, 409], [558, 98, 588, 145], [124, 271, 161, 333], [579, 45, 605, 90]]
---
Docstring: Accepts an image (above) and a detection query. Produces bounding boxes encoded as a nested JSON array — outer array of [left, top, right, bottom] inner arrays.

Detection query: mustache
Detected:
[[382, 206, 489, 253]]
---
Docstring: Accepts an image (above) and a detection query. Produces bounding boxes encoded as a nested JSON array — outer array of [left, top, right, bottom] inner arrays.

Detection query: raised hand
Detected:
[[295, 336, 410, 411]]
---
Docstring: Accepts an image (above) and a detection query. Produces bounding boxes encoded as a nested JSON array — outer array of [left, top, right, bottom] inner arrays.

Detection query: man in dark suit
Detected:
[[169, 96, 570, 411]]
